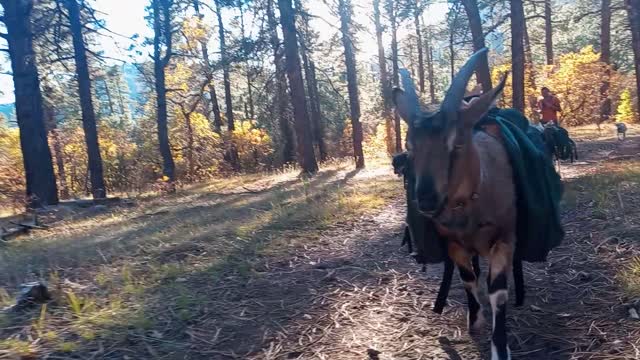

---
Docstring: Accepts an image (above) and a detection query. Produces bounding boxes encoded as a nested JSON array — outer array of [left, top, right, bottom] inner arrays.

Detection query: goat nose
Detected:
[[417, 193, 439, 214]]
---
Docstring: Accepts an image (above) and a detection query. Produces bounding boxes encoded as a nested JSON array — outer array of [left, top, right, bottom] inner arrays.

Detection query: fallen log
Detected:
[[8, 221, 48, 230], [59, 197, 124, 208], [0, 226, 29, 241]]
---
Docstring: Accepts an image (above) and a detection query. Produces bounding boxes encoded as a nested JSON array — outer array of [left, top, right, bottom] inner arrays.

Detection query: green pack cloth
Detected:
[[405, 107, 564, 264], [480, 108, 565, 262]]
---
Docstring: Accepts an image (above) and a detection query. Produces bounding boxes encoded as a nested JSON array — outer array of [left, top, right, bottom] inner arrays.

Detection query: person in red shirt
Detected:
[[536, 87, 562, 125]]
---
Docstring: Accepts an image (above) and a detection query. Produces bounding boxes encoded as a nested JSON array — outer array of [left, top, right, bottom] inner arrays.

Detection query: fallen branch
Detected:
[[8, 221, 48, 230], [0, 226, 29, 241]]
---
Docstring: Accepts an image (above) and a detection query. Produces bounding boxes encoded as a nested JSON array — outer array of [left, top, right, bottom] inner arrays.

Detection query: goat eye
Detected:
[[455, 201, 465, 209]]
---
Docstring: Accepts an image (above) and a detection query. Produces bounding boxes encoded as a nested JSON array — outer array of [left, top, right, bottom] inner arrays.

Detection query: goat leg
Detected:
[[488, 241, 513, 360], [448, 243, 485, 330], [433, 257, 454, 314], [513, 257, 525, 306]]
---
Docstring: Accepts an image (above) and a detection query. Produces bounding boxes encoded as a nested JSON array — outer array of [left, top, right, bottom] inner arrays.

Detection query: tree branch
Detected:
[[484, 14, 510, 36]]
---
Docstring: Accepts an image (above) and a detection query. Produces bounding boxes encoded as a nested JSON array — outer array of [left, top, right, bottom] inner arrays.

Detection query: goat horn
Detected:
[[441, 48, 489, 118], [398, 69, 420, 121]]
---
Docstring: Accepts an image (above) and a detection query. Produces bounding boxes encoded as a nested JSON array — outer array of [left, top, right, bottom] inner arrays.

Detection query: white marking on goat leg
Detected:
[[491, 342, 511, 360], [463, 281, 485, 330], [489, 289, 507, 328], [447, 130, 457, 151], [490, 289, 510, 360]]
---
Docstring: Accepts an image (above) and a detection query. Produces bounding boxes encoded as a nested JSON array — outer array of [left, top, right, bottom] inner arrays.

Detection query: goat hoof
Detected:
[[491, 343, 511, 360], [468, 311, 485, 331]]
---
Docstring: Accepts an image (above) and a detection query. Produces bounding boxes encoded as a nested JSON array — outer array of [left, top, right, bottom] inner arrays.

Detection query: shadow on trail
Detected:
[[3, 148, 638, 359], [0, 169, 345, 285]]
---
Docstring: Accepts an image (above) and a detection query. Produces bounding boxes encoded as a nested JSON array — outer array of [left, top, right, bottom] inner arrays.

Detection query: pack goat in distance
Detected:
[[392, 48, 518, 360]]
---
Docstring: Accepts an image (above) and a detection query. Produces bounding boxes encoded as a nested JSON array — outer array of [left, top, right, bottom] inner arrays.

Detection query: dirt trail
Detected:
[[202, 137, 640, 360], [2, 135, 638, 360]]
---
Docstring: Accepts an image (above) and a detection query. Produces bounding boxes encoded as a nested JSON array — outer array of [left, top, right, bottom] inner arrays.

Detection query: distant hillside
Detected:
[[0, 103, 16, 125], [0, 63, 145, 127]]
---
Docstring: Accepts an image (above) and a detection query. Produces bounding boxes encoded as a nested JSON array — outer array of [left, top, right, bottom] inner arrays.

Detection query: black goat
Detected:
[[616, 123, 627, 141], [542, 125, 578, 163]]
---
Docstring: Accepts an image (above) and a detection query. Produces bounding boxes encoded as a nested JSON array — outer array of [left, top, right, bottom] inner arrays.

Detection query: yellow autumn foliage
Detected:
[[231, 121, 274, 170], [492, 46, 620, 126], [0, 121, 25, 208]]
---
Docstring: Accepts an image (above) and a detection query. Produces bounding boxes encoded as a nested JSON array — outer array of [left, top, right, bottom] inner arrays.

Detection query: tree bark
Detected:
[[424, 25, 436, 103], [413, 0, 425, 94], [511, 0, 526, 112], [523, 17, 539, 119], [277, 0, 318, 173], [308, 60, 327, 161], [66, 0, 107, 199], [238, 4, 254, 120], [193, 0, 223, 133], [44, 104, 69, 199], [214, 0, 234, 131], [296, 0, 327, 162], [101, 77, 115, 116], [152, 0, 176, 183], [373, 0, 394, 154], [339, 0, 365, 169], [449, 19, 455, 82], [600, 0, 612, 124], [461, 0, 492, 92], [626, 0, 640, 116], [1, 0, 59, 207], [387, 0, 402, 153], [267, 0, 295, 164], [544, 0, 554, 65]]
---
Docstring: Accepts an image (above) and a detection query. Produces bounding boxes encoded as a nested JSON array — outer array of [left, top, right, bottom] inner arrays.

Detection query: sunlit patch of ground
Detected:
[[0, 158, 405, 358], [0, 134, 639, 359]]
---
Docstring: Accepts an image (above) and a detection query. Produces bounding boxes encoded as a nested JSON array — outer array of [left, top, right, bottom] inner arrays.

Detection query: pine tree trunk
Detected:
[[413, 0, 425, 94], [277, 0, 318, 173], [238, 6, 254, 120], [66, 0, 107, 199], [339, 0, 365, 169], [424, 27, 437, 103], [267, 0, 295, 164], [309, 61, 327, 161], [296, 0, 327, 162], [449, 22, 455, 82], [511, 0, 526, 112], [214, 0, 234, 131], [387, 0, 402, 153], [184, 112, 195, 180], [600, 0, 612, 124], [545, 0, 554, 65], [461, 0, 492, 92], [208, 84, 223, 133], [193, 0, 223, 133], [44, 104, 69, 199], [626, 0, 640, 117], [1, 0, 59, 208], [523, 18, 539, 119], [100, 77, 115, 116], [373, 0, 394, 154], [152, 0, 176, 183]]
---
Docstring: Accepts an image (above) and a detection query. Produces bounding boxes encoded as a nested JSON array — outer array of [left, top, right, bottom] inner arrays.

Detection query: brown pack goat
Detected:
[[393, 48, 515, 360]]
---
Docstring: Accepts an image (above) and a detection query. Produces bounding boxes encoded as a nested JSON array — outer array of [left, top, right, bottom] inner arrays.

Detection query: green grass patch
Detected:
[[618, 256, 640, 298], [563, 161, 640, 213], [0, 339, 36, 357]]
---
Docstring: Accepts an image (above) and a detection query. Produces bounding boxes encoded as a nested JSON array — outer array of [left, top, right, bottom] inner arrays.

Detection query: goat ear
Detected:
[[392, 152, 409, 175], [392, 88, 413, 123], [460, 73, 508, 128]]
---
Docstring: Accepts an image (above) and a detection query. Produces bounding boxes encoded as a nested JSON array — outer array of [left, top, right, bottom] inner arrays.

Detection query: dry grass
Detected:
[[0, 159, 403, 358], [568, 122, 640, 141], [1, 134, 639, 359]]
